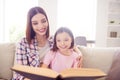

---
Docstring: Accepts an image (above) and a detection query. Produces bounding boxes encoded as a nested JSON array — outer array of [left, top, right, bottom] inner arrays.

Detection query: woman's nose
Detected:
[[38, 23, 44, 27]]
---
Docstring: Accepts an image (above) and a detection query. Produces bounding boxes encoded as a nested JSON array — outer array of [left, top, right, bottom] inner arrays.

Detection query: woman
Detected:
[[12, 6, 82, 80]]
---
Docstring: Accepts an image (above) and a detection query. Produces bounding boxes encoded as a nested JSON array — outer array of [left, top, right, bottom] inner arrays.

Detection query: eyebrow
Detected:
[[31, 18, 47, 22], [31, 21, 37, 22]]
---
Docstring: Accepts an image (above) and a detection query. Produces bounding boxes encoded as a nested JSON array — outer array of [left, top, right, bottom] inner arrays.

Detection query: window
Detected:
[[0, 0, 38, 43], [57, 0, 97, 41]]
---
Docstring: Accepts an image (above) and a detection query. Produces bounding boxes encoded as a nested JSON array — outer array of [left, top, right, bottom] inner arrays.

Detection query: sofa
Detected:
[[0, 43, 119, 80]]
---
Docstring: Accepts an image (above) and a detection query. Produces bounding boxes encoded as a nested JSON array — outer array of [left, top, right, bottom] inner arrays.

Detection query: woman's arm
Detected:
[[13, 38, 28, 79]]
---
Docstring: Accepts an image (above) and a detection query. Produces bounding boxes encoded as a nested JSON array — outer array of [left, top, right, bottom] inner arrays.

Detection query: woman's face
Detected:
[[31, 13, 48, 36]]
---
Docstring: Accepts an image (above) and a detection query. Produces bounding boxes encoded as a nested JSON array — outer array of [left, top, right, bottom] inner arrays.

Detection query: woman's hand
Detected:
[[76, 55, 83, 67], [73, 45, 83, 68]]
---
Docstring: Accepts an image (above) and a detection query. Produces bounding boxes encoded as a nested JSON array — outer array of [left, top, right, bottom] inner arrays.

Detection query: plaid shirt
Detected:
[[12, 37, 53, 80]]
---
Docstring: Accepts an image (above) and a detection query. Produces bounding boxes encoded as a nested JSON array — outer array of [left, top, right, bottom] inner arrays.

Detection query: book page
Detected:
[[11, 64, 59, 79], [60, 68, 106, 78]]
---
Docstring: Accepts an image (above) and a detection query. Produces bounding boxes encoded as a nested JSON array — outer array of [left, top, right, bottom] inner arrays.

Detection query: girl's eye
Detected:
[[57, 40, 60, 42], [64, 39, 69, 41]]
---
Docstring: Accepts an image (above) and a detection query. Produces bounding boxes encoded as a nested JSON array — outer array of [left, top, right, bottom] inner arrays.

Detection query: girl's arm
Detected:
[[40, 50, 54, 68]]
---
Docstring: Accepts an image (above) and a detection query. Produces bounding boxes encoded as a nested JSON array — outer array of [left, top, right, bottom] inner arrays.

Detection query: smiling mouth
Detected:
[[59, 46, 67, 49], [39, 28, 46, 33]]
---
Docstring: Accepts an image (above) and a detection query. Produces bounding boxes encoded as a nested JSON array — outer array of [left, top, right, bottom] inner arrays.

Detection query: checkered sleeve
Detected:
[[12, 38, 28, 79]]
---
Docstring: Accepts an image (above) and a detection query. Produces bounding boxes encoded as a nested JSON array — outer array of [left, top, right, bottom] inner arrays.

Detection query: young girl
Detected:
[[42, 27, 82, 72]]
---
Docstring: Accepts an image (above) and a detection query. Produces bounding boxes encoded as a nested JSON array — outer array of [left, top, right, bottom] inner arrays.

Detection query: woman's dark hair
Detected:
[[52, 27, 74, 51], [26, 6, 49, 44]]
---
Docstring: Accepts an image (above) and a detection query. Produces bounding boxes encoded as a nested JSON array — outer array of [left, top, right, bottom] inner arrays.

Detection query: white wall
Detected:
[[0, 0, 9, 43], [38, 0, 110, 47], [96, 0, 109, 47], [38, 0, 57, 36]]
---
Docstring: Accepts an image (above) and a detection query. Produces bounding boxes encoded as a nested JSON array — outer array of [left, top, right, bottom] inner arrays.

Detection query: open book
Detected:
[[11, 65, 106, 80]]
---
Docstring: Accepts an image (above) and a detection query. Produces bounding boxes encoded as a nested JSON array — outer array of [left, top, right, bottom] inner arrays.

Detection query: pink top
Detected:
[[43, 50, 79, 72]]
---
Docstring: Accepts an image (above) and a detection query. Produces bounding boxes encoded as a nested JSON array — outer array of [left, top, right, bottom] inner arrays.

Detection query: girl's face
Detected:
[[31, 13, 48, 36], [56, 32, 72, 53]]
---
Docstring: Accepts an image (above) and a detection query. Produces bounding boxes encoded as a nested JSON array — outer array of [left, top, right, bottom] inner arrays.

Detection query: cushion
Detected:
[[106, 50, 120, 80], [0, 43, 15, 79]]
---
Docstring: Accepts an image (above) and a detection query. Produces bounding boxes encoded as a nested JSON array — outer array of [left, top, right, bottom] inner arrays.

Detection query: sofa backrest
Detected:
[[0, 43, 16, 80], [79, 46, 120, 73], [78, 46, 120, 80]]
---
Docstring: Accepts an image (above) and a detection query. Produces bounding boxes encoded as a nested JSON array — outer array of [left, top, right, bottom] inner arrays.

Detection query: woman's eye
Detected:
[[41, 20, 47, 23], [32, 23, 38, 25], [41, 18, 47, 23]]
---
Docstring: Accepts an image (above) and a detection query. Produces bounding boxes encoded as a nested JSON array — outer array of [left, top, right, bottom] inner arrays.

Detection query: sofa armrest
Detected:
[[0, 43, 16, 79]]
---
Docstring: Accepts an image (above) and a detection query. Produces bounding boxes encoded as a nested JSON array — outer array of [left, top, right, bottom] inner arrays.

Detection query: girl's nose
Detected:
[[61, 42, 65, 45]]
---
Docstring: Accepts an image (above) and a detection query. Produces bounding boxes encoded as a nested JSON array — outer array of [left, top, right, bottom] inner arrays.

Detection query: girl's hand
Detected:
[[24, 78, 30, 80]]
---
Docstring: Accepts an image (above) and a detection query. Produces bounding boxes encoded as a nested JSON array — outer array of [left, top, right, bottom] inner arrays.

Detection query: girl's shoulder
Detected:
[[45, 50, 57, 59]]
